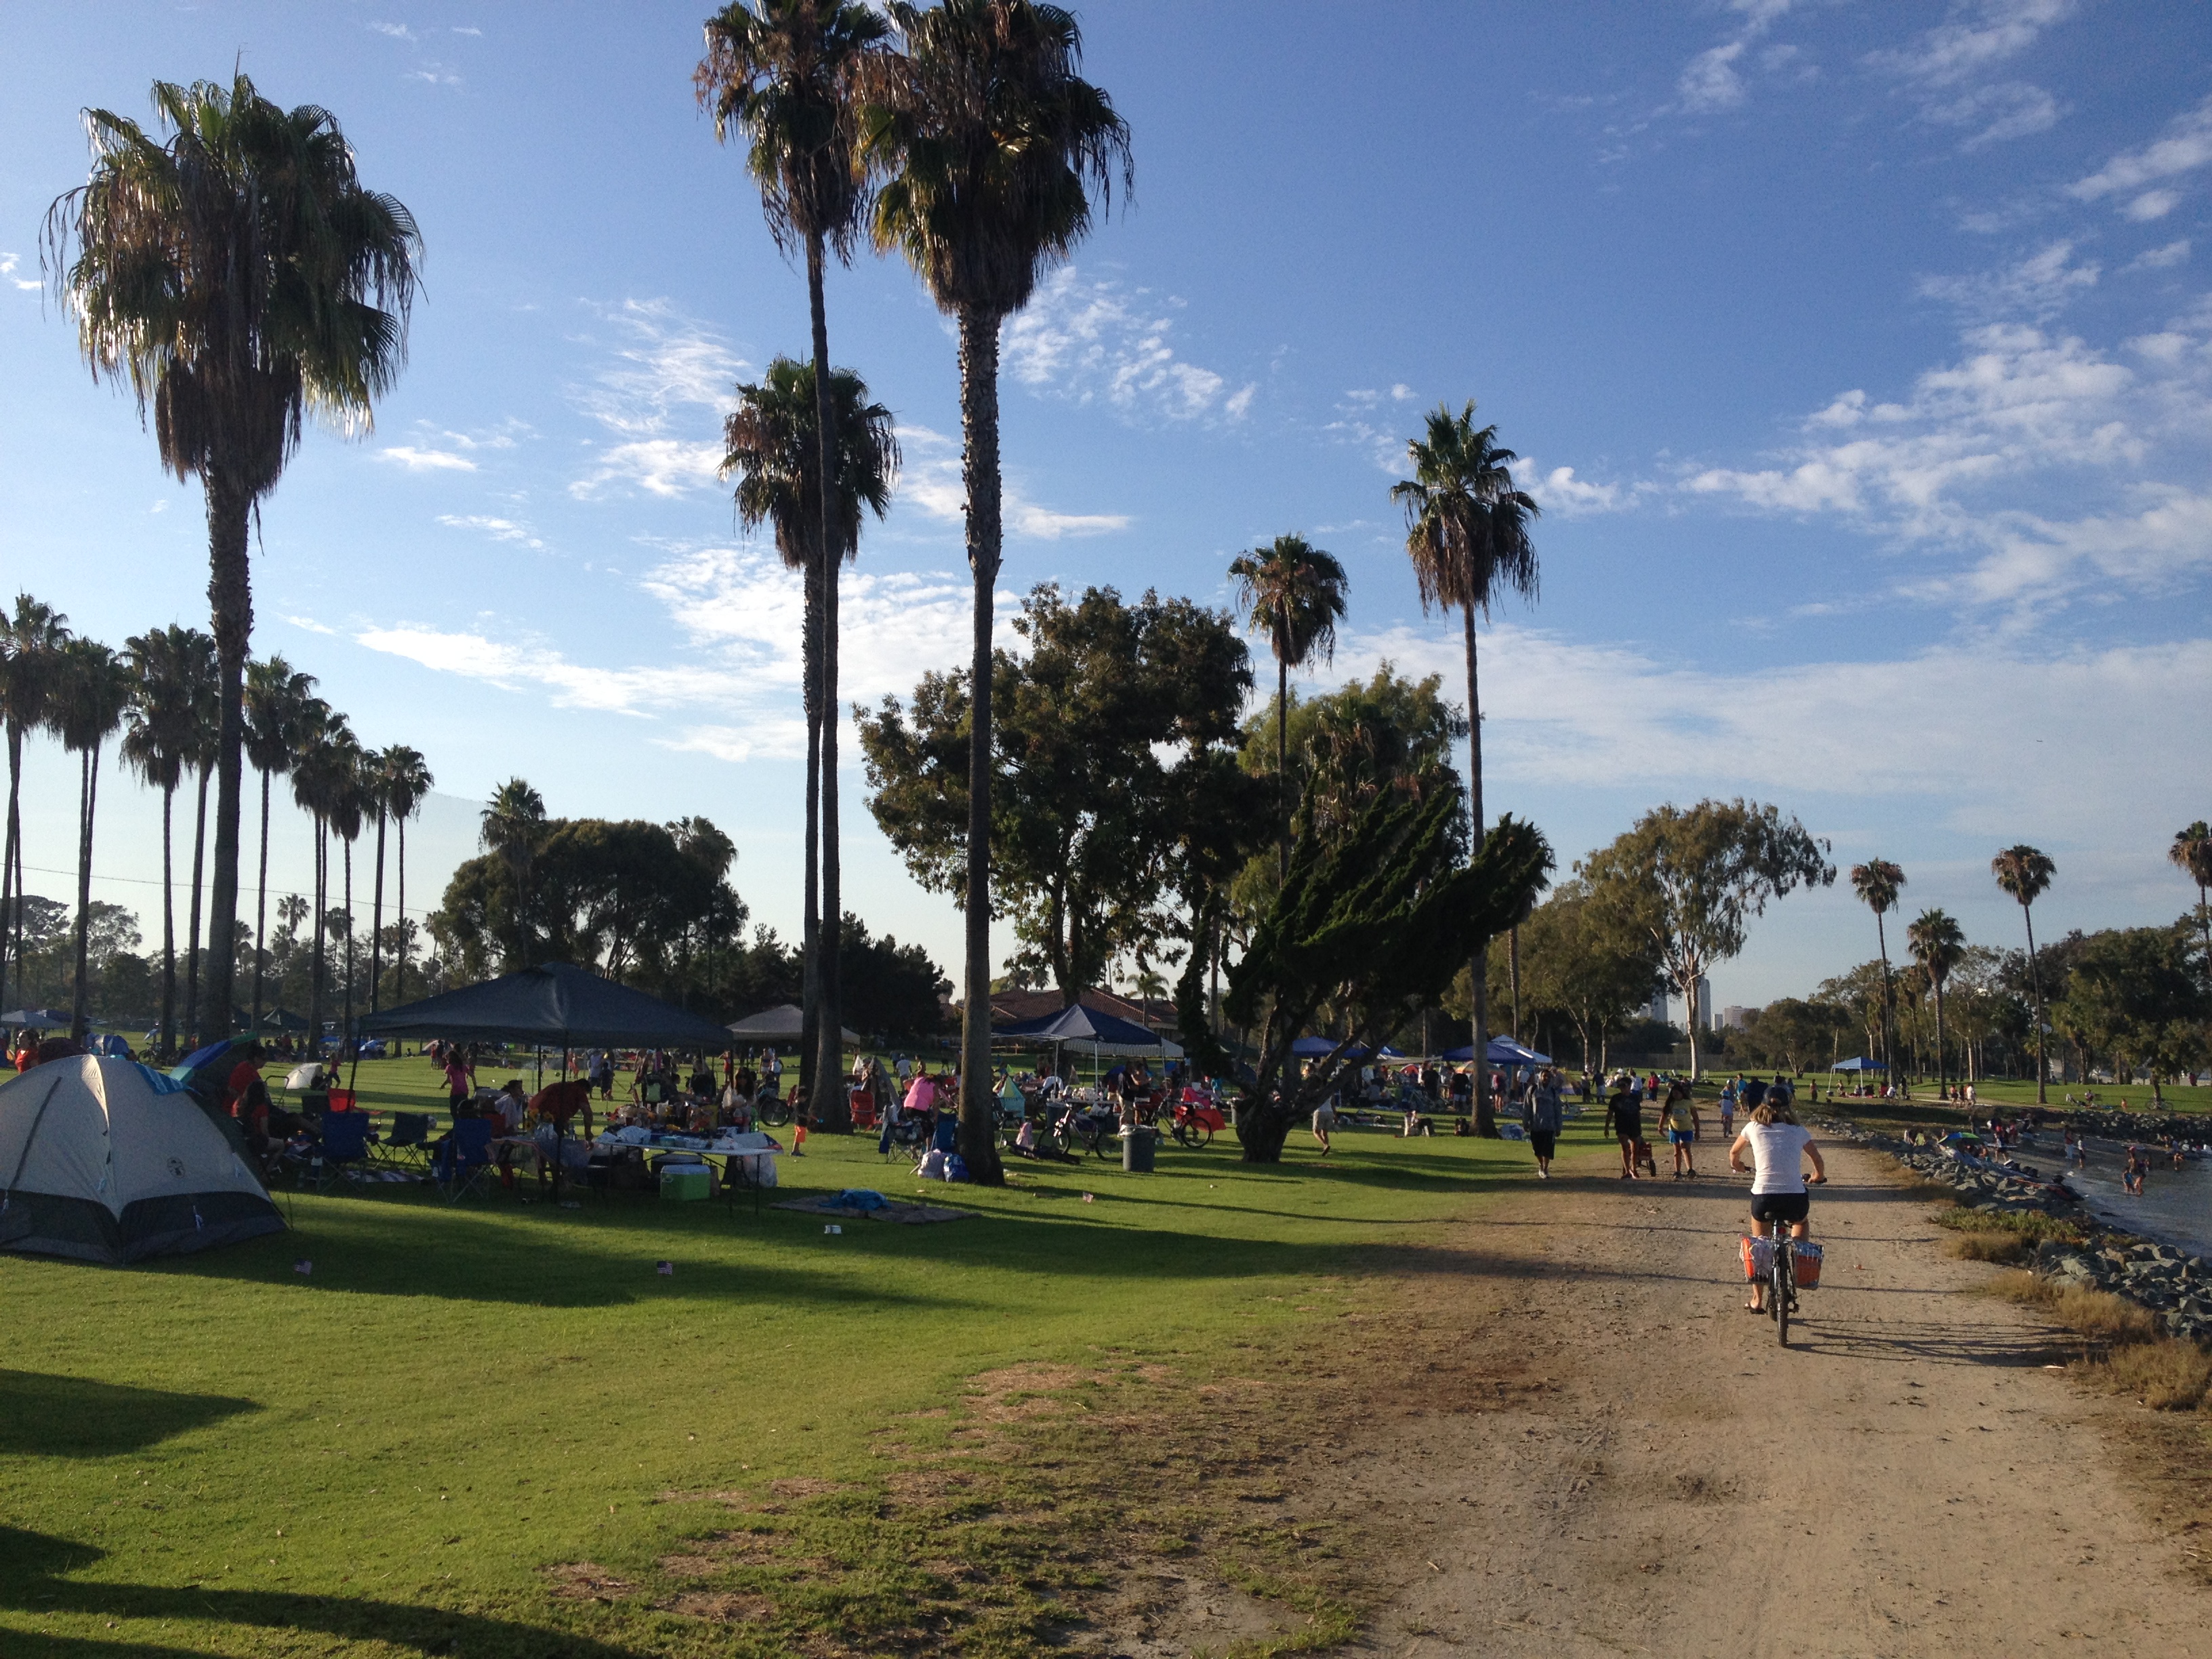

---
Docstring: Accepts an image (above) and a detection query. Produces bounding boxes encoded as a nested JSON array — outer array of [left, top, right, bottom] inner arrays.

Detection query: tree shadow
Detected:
[[0, 1374, 255, 1458], [0, 1527, 647, 1658]]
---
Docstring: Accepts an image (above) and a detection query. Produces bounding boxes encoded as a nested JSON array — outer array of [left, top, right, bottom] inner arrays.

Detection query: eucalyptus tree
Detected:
[[0, 596, 70, 1008], [1391, 402, 1539, 1128], [245, 655, 315, 1027], [1906, 907, 1965, 1098], [699, 0, 888, 1122], [721, 357, 898, 1124], [46, 72, 421, 1042], [122, 624, 213, 1054], [2172, 821, 2212, 968], [866, 0, 1130, 1178], [1227, 535, 1349, 881], [1992, 844, 2055, 1102], [1849, 859, 1906, 1079], [380, 745, 432, 1002], [54, 639, 134, 1040]]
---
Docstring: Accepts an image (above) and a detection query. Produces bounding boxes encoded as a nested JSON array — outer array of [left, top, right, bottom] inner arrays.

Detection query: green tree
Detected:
[[1906, 907, 1965, 1097], [1735, 998, 1843, 1075], [122, 624, 213, 1055], [1391, 401, 1540, 1132], [1227, 535, 1349, 881], [244, 655, 314, 1028], [380, 745, 432, 1004], [54, 638, 134, 1040], [479, 777, 548, 966], [46, 72, 421, 1044], [867, 0, 1131, 1183], [1581, 799, 1835, 1080], [1991, 844, 2055, 1102], [2051, 924, 2209, 1102], [1848, 858, 1904, 1078], [1488, 881, 1662, 1076], [2171, 821, 2212, 970], [0, 596, 70, 1011], [859, 583, 1253, 1008], [289, 701, 354, 1045], [173, 632, 222, 1046]]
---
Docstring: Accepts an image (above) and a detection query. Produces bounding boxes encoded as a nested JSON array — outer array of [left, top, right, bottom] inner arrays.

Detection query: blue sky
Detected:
[[3, 0, 2209, 1012]]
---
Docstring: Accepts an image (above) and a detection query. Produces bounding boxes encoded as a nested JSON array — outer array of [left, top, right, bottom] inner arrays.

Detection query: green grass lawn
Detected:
[[1, 1060, 1606, 1658]]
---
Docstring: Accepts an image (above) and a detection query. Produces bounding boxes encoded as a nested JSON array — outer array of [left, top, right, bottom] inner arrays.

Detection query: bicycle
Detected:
[[1750, 1175, 1826, 1347]]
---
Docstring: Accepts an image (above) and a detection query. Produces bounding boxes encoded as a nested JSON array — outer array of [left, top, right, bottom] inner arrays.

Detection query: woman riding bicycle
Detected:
[[1728, 1086, 1826, 1313]]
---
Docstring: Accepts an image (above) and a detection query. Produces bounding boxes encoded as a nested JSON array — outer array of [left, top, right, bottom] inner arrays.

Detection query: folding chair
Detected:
[[308, 1110, 374, 1193], [435, 1118, 497, 1202], [375, 1111, 432, 1170]]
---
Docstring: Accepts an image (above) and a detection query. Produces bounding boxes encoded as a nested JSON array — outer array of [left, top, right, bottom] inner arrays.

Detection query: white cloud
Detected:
[[283, 615, 336, 635], [376, 445, 476, 473], [1001, 268, 1250, 424], [1925, 81, 2062, 150], [1524, 464, 1651, 516], [2125, 189, 2181, 223], [2125, 239, 2191, 273], [567, 299, 749, 500], [453, 25, 482, 36], [369, 20, 416, 41], [894, 425, 1129, 540], [355, 626, 729, 719], [1868, 0, 2074, 87], [0, 251, 41, 292], [1916, 240, 2097, 321], [2070, 91, 2212, 207], [436, 514, 546, 550], [1674, 0, 1797, 115]]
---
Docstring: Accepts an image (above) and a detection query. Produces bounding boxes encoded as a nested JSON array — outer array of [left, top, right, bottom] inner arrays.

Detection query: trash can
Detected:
[[1121, 1126, 1156, 1173]]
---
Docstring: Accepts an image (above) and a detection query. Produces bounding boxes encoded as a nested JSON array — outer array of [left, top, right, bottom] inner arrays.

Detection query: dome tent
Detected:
[[0, 1057, 283, 1265]]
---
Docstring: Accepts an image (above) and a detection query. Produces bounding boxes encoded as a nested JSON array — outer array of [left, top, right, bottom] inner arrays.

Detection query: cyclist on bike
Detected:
[[1728, 1086, 1826, 1313]]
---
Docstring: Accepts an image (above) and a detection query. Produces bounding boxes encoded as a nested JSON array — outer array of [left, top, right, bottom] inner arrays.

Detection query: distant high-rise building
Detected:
[[1694, 976, 1713, 1031], [1722, 1004, 1755, 1031], [1645, 989, 1671, 1025]]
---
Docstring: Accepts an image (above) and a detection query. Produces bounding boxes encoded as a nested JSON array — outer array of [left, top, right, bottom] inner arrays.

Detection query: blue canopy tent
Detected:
[[1831, 1056, 1889, 1071], [0, 1008, 73, 1029], [1289, 1035, 1366, 1059], [994, 1004, 1184, 1088], [1440, 1037, 1553, 1065]]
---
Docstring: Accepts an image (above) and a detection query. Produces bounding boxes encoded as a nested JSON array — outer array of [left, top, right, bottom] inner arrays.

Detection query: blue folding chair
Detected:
[[375, 1111, 432, 1170], [306, 1111, 373, 1193], [435, 1118, 497, 1203]]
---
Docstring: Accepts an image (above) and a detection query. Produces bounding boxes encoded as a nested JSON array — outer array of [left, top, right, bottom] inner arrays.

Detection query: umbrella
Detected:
[[726, 1003, 861, 1045], [1, 1009, 73, 1029]]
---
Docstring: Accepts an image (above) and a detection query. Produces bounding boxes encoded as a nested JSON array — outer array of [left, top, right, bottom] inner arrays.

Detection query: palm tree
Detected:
[[380, 746, 432, 1004], [176, 640, 222, 1046], [289, 699, 349, 1048], [867, 0, 1130, 1181], [481, 778, 547, 967], [1906, 907, 1965, 1101], [1848, 859, 1906, 1082], [720, 356, 898, 1124], [364, 748, 397, 1015], [245, 656, 316, 1028], [1227, 535, 1349, 882], [122, 626, 212, 1057], [701, 0, 888, 1126], [47, 73, 421, 1045], [1992, 845, 2055, 1103], [53, 639, 133, 1042], [2171, 821, 2212, 968], [329, 747, 370, 1052], [0, 596, 70, 1009], [1391, 401, 1539, 1136]]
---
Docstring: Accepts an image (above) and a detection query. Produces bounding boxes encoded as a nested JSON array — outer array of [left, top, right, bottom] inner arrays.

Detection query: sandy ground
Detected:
[[1191, 1141, 2212, 1658]]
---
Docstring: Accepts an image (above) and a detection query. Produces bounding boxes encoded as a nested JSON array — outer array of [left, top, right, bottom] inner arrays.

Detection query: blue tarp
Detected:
[[1831, 1056, 1889, 1071]]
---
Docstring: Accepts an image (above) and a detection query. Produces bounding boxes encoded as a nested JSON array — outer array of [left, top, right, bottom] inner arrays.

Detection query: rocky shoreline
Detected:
[[1813, 1115, 2212, 1345]]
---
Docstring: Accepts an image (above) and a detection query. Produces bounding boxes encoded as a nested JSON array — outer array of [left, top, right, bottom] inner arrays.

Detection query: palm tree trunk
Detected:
[[1875, 912, 1894, 1080], [183, 765, 209, 1046], [202, 477, 251, 1046], [1462, 604, 1495, 1135], [799, 545, 822, 1121], [808, 237, 851, 1135], [2024, 902, 2045, 1105], [396, 815, 408, 1005], [0, 726, 17, 1007], [956, 306, 1006, 1186], [342, 836, 354, 1053], [1934, 980, 1948, 1099], [70, 745, 95, 1042], [1275, 654, 1289, 883], [310, 813, 326, 1052], [6, 726, 26, 1012], [369, 808, 387, 1014], [1509, 924, 1521, 1040], [159, 785, 176, 1057], [253, 767, 270, 1029]]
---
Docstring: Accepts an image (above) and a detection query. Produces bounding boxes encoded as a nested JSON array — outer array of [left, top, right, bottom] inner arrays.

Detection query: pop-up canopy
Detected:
[[1831, 1056, 1889, 1071], [996, 1002, 1184, 1058], [727, 1004, 861, 1044], [361, 962, 733, 1049], [1440, 1037, 1552, 1065]]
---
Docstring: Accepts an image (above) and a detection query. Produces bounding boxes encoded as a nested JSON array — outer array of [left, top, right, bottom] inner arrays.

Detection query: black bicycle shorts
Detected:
[[1750, 1191, 1810, 1224]]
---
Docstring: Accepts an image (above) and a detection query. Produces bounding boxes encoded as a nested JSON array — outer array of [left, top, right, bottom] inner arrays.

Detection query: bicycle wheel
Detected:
[[760, 1099, 791, 1127], [1775, 1249, 1793, 1347]]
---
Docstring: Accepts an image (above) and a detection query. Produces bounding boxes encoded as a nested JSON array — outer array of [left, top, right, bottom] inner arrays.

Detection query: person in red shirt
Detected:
[[224, 1043, 268, 1115]]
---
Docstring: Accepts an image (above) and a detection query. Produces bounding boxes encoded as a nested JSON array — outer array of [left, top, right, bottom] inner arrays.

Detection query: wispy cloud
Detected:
[[436, 514, 545, 550], [1675, 0, 1797, 114], [1002, 267, 1254, 424], [1916, 240, 2097, 321], [375, 445, 478, 473], [2070, 91, 2212, 220], [0, 252, 39, 293], [1866, 1, 2073, 150], [896, 425, 1130, 539], [2125, 239, 2191, 274], [355, 626, 729, 718], [369, 20, 416, 41], [567, 299, 748, 500], [283, 615, 336, 635]]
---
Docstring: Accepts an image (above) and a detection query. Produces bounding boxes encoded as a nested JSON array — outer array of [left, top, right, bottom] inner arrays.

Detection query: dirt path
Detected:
[[1285, 1142, 2212, 1658]]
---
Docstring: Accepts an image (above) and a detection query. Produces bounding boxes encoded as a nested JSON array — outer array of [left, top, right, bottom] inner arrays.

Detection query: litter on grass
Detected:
[[773, 1195, 971, 1225]]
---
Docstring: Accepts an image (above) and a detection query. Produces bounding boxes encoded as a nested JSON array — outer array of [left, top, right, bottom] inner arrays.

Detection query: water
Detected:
[[2015, 1129, 2212, 1256]]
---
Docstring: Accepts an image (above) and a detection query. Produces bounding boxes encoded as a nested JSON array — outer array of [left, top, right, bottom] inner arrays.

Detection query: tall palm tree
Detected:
[[1391, 401, 1539, 1136], [1849, 859, 1906, 1082], [289, 699, 348, 1047], [701, 0, 888, 1126], [47, 72, 421, 1045], [1992, 844, 2055, 1103], [2171, 821, 2212, 968], [54, 640, 133, 1042], [0, 596, 70, 1009], [867, 0, 1130, 1181], [720, 356, 898, 1124], [329, 747, 369, 1051], [122, 625, 211, 1057], [481, 777, 547, 968], [1227, 535, 1349, 882], [380, 745, 432, 1004], [365, 747, 397, 1015], [245, 655, 316, 1029], [1906, 907, 1965, 1101], [176, 640, 222, 1046]]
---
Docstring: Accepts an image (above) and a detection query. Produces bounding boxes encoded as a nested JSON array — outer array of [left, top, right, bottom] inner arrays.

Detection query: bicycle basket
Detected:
[[1793, 1240, 1824, 1288]]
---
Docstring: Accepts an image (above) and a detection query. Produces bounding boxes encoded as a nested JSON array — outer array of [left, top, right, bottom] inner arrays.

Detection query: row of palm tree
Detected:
[[0, 590, 430, 1052]]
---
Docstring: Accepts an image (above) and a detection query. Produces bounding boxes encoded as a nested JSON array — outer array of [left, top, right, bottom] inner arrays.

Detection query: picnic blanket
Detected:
[[773, 1194, 972, 1225]]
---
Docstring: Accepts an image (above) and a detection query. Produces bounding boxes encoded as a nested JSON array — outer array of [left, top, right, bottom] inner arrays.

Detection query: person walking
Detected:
[[1608, 1077, 1643, 1180], [1662, 1080, 1702, 1178], [1311, 1090, 1337, 1156], [1718, 1077, 1738, 1141], [1528, 1066, 1564, 1179]]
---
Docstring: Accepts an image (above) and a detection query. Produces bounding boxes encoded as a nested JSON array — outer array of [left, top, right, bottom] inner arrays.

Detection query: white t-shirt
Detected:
[[1742, 1122, 1814, 1194]]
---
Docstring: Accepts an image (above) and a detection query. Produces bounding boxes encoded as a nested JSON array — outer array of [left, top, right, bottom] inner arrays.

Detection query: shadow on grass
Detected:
[[0, 1528, 645, 1658], [0, 1374, 255, 1458]]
